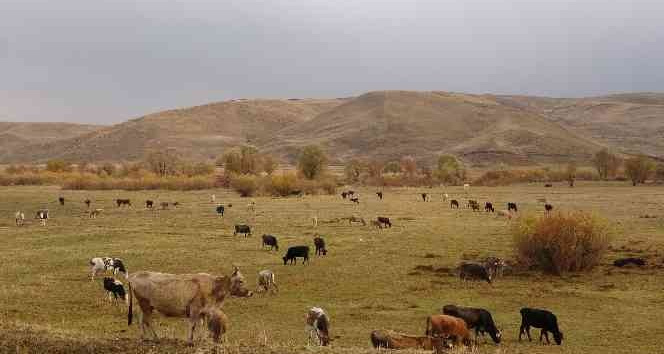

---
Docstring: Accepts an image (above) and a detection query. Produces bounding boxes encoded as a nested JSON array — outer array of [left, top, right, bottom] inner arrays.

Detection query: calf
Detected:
[[507, 202, 518, 213], [261, 234, 279, 251], [15, 211, 25, 226], [103, 277, 127, 303], [314, 236, 327, 256], [484, 202, 494, 212], [370, 330, 446, 350], [210, 194, 216, 203], [305, 307, 330, 346], [377, 217, 392, 228], [450, 200, 460, 209], [459, 263, 492, 284], [544, 203, 553, 214], [58, 197, 65, 206], [421, 193, 429, 202], [256, 269, 278, 293], [234, 224, 251, 237], [425, 314, 471, 346], [84, 199, 91, 208], [442, 305, 501, 344], [519, 308, 563, 345], [216, 204, 225, 216], [145, 200, 153, 209], [90, 257, 127, 281], [35, 209, 49, 226], [443, 193, 449, 201], [89, 208, 103, 219], [376, 191, 383, 200], [283, 246, 310, 265], [463, 183, 470, 193]]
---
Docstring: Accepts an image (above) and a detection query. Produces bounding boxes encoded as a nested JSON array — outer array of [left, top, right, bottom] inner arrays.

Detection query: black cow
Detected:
[[376, 191, 383, 200], [507, 202, 518, 213], [450, 200, 460, 209], [116, 199, 131, 207], [469, 200, 480, 211], [377, 217, 392, 228], [234, 224, 251, 237], [145, 200, 154, 209], [421, 193, 428, 202], [544, 203, 553, 214], [84, 199, 91, 208], [216, 205, 225, 216], [613, 257, 646, 267], [442, 305, 501, 344], [484, 202, 494, 212], [283, 246, 310, 265], [262, 234, 279, 251], [313, 236, 327, 256], [544, 183, 553, 188], [519, 308, 563, 345], [103, 277, 127, 303], [459, 263, 492, 284], [58, 197, 65, 206]]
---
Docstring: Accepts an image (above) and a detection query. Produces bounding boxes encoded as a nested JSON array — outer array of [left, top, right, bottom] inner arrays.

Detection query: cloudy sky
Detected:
[[1, 0, 662, 124]]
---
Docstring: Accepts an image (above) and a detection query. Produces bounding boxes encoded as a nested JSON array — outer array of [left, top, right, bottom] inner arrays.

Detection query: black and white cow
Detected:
[[216, 205, 225, 216], [90, 257, 127, 281], [103, 277, 127, 303], [234, 224, 251, 237], [15, 211, 25, 226], [35, 209, 49, 226]]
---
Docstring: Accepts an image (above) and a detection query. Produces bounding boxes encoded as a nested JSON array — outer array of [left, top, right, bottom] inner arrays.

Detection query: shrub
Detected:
[[297, 145, 327, 180], [46, 159, 72, 173], [230, 174, 258, 197], [269, 173, 299, 196], [512, 212, 611, 275]]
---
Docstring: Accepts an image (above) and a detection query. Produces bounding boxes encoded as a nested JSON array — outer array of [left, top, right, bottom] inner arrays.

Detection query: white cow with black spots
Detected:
[[90, 257, 127, 281]]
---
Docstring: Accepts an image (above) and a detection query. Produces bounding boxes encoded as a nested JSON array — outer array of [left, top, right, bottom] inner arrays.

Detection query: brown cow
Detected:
[[305, 307, 330, 346], [370, 329, 448, 351], [425, 314, 472, 346], [127, 266, 253, 345]]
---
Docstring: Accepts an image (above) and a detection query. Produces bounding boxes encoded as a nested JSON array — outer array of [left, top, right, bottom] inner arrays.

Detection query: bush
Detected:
[[512, 212, 611, 275], [230, 174, 258, 197], [297, 145, 327, 180], [268, 173, 299, 196]]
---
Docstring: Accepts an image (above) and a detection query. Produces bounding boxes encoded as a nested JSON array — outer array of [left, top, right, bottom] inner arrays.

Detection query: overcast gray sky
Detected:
[[1, 0, 663, 124]]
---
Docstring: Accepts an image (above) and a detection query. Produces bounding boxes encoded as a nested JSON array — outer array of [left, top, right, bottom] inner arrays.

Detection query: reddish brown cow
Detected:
[[425, 314, 472, 346]]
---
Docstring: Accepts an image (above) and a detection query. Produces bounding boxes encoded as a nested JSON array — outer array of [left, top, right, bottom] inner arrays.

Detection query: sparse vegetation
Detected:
[[624, 155, 656, 186], [298, 145, 327, 180], [434, 155, 466, 185], [592, 148, 622, 180]]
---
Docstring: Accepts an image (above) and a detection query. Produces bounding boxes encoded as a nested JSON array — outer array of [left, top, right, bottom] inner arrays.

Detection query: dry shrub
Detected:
[[230, 174, 258, 197], [475, 168, 599, 186], [268, 173, 299, 196], [62, 173, 214, 191], [512, 211, 611, 275], [0, 172, 62, 186]]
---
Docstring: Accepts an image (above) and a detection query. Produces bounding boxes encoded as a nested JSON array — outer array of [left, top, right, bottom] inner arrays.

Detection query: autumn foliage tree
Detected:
[[624, 155, 655, 186], [592, 148, 622, 180], [298, 145, 327, 180]]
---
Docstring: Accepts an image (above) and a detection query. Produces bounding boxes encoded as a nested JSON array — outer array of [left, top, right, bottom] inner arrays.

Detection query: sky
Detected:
[[1, 0, 663, 124]]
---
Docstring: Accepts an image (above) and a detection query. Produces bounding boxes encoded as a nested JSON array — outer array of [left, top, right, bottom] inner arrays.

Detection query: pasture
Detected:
[[1, 183, 663, 354]]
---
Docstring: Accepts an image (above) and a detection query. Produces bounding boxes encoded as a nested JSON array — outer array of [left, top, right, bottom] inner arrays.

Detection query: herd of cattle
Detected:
[[14, 188, 564, 351]]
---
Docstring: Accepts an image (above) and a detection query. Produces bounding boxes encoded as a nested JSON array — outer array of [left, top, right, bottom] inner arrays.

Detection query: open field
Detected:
[[1, 183, 663, 353]]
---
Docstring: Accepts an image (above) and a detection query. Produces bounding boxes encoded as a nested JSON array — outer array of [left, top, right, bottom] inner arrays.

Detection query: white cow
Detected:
[[15, 211, 25, 226], [256, 269, 278, 293], [35, 209, 49, 226], [463, 184, 470, 193]]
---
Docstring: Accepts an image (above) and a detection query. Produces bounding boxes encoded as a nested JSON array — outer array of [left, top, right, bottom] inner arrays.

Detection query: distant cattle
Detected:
[[484, 202, 494, 212], [463, 184, 470, 193], [256, 269, 278, 293], [210, 194, 216, 203], [103, 277, 127, 303], [347, 216, 366, 226], [341, 192, 348, 199], [84, 199, 91, 208], [350, 196, 360, 204], [519, 308, 563, 345], [544, 203, 553, 214], [613, 257, 646, 267], [443, 193, 449, 201], [35, 209, 49, 226], [145, 200, 153, 209], [468, 200, 480, 211], [216, 205, 225, 216], [376, 191, 383, 200], [305, 307, 330, 346], [442, 305, 501, 344], [425, 314, 471, 346], [507, 202, 518, 213], [544, 183, 553, 188], [58, 197, 65, 206], [370, 329, 446, 350], [314, 236, 327, 256], [377, 217, 392, 228], [450, 200, 460, 209], [160, 202, 170, 210], [234, 224, 251, 237], [15, 211, 25, 226], [459, 263, 492, 284], [89, 208, 103, 219], [116, 199, 131, 208], [261, 234, 279, 251], [90, 257, 127, 281], [283, 246, 310, 265], [247, 201, 256, 212], [421, 193, 429, 202]]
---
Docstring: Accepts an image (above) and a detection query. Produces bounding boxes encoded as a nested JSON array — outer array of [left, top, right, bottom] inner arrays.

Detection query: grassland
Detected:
[[1, 183, 663, 354]]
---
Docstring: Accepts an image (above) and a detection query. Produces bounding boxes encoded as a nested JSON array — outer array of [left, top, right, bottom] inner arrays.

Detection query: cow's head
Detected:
[[490, 328, 502, 344], [554, 331, 563, 345], [229, 266, 253, 298]]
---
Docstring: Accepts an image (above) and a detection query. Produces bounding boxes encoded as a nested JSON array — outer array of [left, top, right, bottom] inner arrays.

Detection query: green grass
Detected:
[[1, 183, 663, 353]]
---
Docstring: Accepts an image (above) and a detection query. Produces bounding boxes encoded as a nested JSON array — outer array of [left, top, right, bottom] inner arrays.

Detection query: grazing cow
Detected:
[[497, 209, 513, 219], [443, 193, 449, 201], [103, 277, 127, 303], [442, 305, 501, 344], [84, 199, 91, 208], [58, 197, 65, 206], [370, 330, 446, 350], [376, 191, 383, 200], [89, 208, 103, 219], [35, 209, 49, 226], [90, 257, 128, 280], [377, 217, 392, 228], [421, 193, 429, 202], [483, 257, 506, 279], [519, 308, 563, 345], [341, 192, 348, 199], [544, 203, 553, 214], [234, 224, 251, 237], [350, 196, 360, 204], [305, 307, 330, 346], [313, 236, 327, 256], [116, 199, 132, 207], [348, 216, 366, 226], [468, 200, 480, 212], [425, 314, 471, 346], [145, 200, 153, 209], [484, 202, 494, 212], [127, 267, 251, 344], [283, 246, 310, 265], [261, 234, 279, 251], [347, 190, 355, 196], [459, 263, 492, 284], [15, 211, 25, 226], [507, 202, 518, 213], [216, 205, 225, 216], [256, 269, 278, 293], [613, 257, 646, 267], [545, 183, 553, 188], [450, 200, 460, 209]]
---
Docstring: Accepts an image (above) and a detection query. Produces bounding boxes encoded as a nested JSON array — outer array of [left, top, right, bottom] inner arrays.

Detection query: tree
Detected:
[[220, 145, 261, 175], [46, 159, 72, 173], [344, 159, 365, 184], [145, 150, 181, 177], [566, 162, 577, 187], [383, 161, 401, 174], [298, 145, 327, 180], [592, 148, 622, 180], [435, 155, 465, 185], [624, 155, 655, 186]]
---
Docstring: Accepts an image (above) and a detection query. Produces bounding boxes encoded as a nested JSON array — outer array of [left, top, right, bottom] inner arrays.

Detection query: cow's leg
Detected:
[[138, 299, 158, 341], [187, 314, 199, 346], [543, 330, 550, 344], [526, 326, 532, 341], [519, 325, 526, 341]]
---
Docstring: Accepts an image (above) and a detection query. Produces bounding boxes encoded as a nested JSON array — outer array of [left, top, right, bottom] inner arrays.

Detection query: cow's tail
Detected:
[[127, 280, 133, 326], [425, 316, 431, 336]]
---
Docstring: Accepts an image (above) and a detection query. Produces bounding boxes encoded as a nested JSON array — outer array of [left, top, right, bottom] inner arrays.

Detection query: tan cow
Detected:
[[127, 266, 253, 345], [425, 314, 472, 346], [370, 329, 449, 351]]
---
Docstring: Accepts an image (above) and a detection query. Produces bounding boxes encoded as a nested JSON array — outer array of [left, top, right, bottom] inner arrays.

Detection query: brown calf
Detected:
[[425, 314, 472, 346]]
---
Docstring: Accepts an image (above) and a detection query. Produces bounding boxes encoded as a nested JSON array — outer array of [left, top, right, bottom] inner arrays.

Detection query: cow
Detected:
[[35, 209, 49, 226], [234, 224, 251, 237], [484, 202, 494, 212], [15, 211, 25, 226], [613, 257, 646, 267], [459, 263, 492, 284], [314, 236, 327, 256], [84, 199, 91, 208], [376, 191, 383, 200], [442, 305, 501, 344], [216, 205, 225, 216], [544, 183, 553, 188], [160, 202, 170, 210], [283, 246, 310, 265], [544, 203, 553, 214], [421, 193, 429, 202], [507, 202, 518, 213], [256, 269, 278, 293], [468, 200, 480, 212], [305, 307, 330, 346], [127, 267, 251, 344], [210, 194, 216, 203], [347, 216, 366, 226], [450, 200, 460, 209], [370, 330, 447, 351], [341, 192, 348, 199], [443, 193, 449, 201], [350, 196, 360, 204], [519, 308, 563, 345], [425, 314, 472, 346], [483, 257, 506, 279], [103, 277, 127, 303], [144, 200, 153, 209], [89, 208, 103, 219], [116, 199, 132, 207], [90, 257, 128, 281], [261, 234, 279, 251], [247, 201, 256, 212], [58, 197, 65, 206], [377, 217, 392, 228]]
